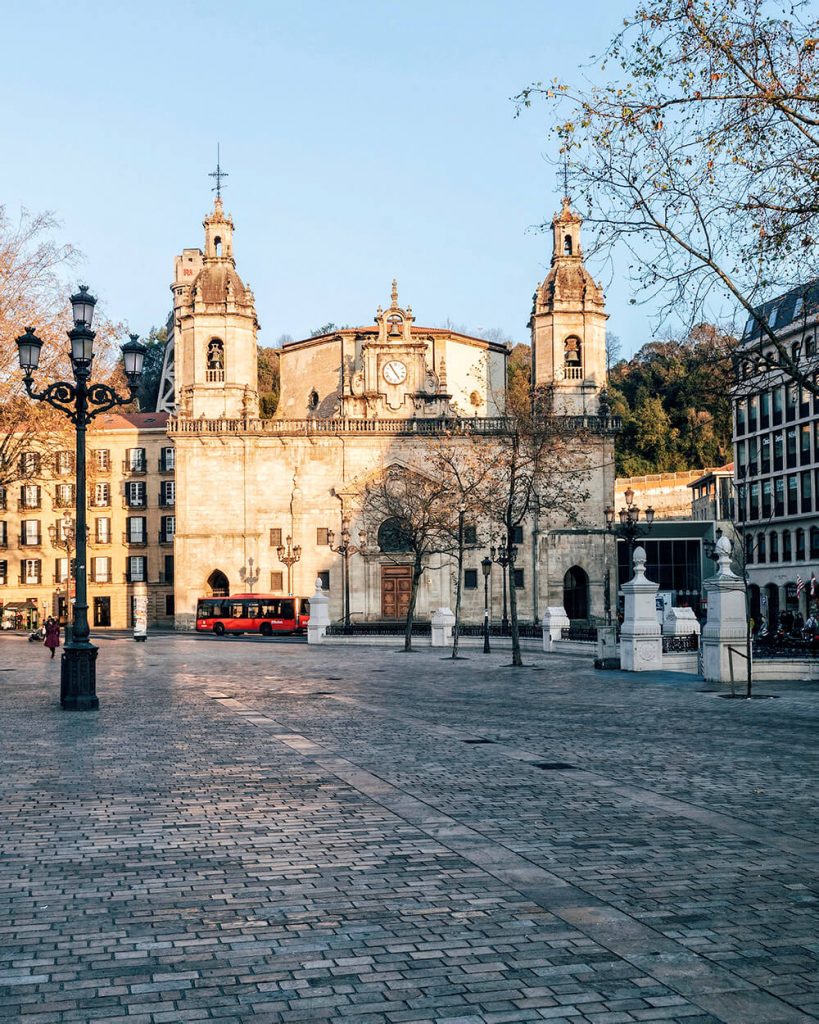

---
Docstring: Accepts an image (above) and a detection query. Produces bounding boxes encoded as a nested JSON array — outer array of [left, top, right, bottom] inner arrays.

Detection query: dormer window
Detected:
[[563, 233, 573, 256]]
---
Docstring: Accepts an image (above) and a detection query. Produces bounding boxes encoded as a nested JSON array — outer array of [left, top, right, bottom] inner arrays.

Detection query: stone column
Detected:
[[541, 606, 570, 653], [430, 607, 455, 647], [702, 536, 748, 683], [307, 577, 330, 644], [619, 546, 662, 671]]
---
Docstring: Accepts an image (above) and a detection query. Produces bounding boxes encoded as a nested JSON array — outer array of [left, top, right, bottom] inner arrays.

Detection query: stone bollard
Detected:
[[620, 546, 662, 671], [430, 607, 455, 647], [702, 535, 747, 683], [307, 577, 330, 644], [542, 607, 570, 653]]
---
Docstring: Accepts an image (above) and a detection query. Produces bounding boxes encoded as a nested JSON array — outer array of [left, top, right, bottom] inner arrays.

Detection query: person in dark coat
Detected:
[[43, 617, 60, 659]]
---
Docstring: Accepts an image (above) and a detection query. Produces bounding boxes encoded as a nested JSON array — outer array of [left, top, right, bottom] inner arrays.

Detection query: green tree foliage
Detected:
[[257, 346, 280, 418], [135, 325, 167, 412], [609, 326, 736, 476]]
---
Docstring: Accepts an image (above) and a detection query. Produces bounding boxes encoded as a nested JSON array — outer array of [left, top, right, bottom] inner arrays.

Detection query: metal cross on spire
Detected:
[[209, 144, 229, 199]]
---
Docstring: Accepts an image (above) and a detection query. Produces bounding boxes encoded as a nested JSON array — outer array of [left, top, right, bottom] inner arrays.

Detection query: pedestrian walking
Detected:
[[43, 617, 60, 659]]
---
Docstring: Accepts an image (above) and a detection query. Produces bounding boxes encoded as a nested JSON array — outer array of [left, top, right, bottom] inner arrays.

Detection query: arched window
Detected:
[[796, 528, 806, 560], [757, 532, 766, 563], [564, 336, 582, 378], [207, 569, 229, 597], [214, 235, 222, 256], [563, 566, 589, 620], [206, 338, 225, 382], [769, 531, 779, 562], [811, 526, 819, 559], [377, 517, 413, 553], [563, 233, 573, 256], [782, 529, 792, 561], [745, 534, 754, 564], [308, 389, 319, 410]]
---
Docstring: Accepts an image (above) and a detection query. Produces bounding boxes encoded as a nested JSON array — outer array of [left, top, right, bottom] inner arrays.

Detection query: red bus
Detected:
[[196, 594, 310, 636]]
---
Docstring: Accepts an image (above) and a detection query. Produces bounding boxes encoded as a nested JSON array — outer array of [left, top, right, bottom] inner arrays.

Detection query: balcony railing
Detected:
[[19, 534, 42, 547], [562, 364, 584, 380], [19, 576, 42, 585], [159, 496, 176, 508], [158, 571, 174, 585], [159, 531, 175, 544], [168, 413, 622, 437], [123, 532, 148, 547], [158, 456, 175, 473], [54, 496, 75, 509], [122, 460, 147, 474], [18, 500, 41, 511], [91, 573, 112, 584], [122, 498, 147, 509]]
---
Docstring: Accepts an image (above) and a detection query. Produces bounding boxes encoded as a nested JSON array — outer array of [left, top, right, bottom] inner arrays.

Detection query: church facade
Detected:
[[159, 195, 617, 629]]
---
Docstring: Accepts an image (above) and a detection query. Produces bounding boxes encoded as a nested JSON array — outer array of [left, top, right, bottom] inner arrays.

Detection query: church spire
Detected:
[[209, 144, 229, 199]]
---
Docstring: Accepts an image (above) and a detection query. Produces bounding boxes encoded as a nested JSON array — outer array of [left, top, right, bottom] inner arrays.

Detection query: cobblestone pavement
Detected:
[[1, 635, 818, 1024]]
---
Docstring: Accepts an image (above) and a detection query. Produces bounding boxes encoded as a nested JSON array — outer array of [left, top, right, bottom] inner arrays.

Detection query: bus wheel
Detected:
[[260, 623, 273, 637], [214, 623, 225, 636]]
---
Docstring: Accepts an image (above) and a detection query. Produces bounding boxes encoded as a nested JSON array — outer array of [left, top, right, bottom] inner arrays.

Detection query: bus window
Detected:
[[280, 599, 295, 618], [230, 602, 244, 618], [300, 598, 310, 615], [260, 601, 276, 618], [246, 602, 260, 617]]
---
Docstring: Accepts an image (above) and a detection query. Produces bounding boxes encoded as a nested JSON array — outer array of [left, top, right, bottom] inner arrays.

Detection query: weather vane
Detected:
[[209, 144, 228, 199]]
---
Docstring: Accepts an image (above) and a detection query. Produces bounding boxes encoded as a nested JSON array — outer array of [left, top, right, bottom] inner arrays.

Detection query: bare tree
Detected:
[[358, 465, 452, 652], [518, 0, 819, 392]]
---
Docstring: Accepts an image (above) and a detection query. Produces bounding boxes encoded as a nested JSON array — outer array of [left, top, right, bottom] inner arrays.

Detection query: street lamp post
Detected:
[[327, 518, 367, 628], [276, 535, 301, 596], [604, 486, 655, 585], [490, 540, 517, 635], [481, 556, 492, 653], [16, 289, 146, 711]]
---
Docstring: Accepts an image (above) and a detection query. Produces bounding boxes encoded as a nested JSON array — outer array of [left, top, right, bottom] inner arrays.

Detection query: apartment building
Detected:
[[0, 412, 174, 631]]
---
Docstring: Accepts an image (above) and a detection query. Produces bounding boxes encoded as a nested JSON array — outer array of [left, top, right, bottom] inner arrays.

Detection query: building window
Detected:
[[269, 528, 282, 547], [163, 555, 174, 584], [94, 449, 111, 471], [92, 482, 111, 508], [760, 392, 770, 429], [0, 560, 7, 585], [160, 481, 175, 507], [270, 570, 284, 591], [786, 383, 797, 421], [22, 558, 41, 584], [787, 475, 799, 515], [165, 594, 175, 616], [0, 487, 5, 511], [126, 482, 146, 507], [749, 482, 759, 520], [769, 531, 779, 562], [161, 516, 176, 542], [308, 389, 319, 410], [160, 447, 175, 472], [772, 386, 783, 425], [761, 479, 772, 519], [796, 528, 806, 561], [127, 556, 147, 582], [316, 527, 329, 546], [748, 396, 758, 433], [464, 568, 478, 590], [95, 517, 111, 544], [0, 521, 6, 548], [317, 570, 330, 591], [21, 520, 41, 546], [801, 424, 813, 465], [55, 557, 69, 583], [760, 435, 771, 474], [745, 534, 754, 565], [512, 525, 524, 545], [802, 472, 813, 514], [93, 597, 111, 627], [464, 525, 478, 546], [20, 484, 41, 509], [54, 483, 75, 508], [736, 401, 746, 435], [126, 448, 147, 472], [55, 450, 74, 475], [748, 437, 758, 476], [92, 557, 111, 583], [757, 533, 766, 563], [774, 477, 784, 517], [20, 451, 40, 476], [126, 517, 147, 544], [563, 336, 582, 378], [514, 568, 525, 589], [736, 440, 747, 477], [773, 432, 783, 471]]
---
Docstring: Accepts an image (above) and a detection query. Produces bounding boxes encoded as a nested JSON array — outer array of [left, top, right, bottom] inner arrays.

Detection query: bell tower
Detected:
[[529, 197, 608, 415], [169, 196, 259, 419]]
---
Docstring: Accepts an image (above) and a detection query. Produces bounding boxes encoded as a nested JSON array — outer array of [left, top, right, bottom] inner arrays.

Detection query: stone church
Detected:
[[155, 193, 617, 628]]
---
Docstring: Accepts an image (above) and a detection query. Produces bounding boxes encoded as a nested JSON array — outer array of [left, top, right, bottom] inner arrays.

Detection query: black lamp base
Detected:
[[60, 642, 100, 711]]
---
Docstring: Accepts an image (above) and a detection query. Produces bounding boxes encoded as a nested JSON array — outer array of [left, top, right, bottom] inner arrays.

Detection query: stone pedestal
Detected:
[[542, 606, 570, 652], [702, 536, 748, 683], [620, 546, 662, 671], [307, 577, 330, 644], [431, 607, 455, 647], [663, 605, 701, 637]]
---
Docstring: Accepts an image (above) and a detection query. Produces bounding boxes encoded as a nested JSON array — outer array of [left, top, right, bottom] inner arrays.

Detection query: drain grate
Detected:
[[533, 761, 576, 771], [462, 738, 494, 745]]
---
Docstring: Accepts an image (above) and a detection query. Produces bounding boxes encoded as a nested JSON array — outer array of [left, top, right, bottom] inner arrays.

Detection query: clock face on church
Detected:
[[382, 360, 407, 385]]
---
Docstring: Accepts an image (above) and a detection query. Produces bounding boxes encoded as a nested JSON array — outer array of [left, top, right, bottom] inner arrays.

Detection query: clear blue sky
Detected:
[[4, 0, 651, 353]]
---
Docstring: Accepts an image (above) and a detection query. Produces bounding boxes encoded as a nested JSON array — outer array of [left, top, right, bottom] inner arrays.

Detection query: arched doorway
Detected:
[[563, 566, 589, 621], [764, 582, 779, 630], [207, 569, 229, 597]]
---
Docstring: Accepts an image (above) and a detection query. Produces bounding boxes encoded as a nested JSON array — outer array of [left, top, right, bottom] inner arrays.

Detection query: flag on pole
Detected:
[[811, 572, 816, 597], [797, 574, 804, 598]]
